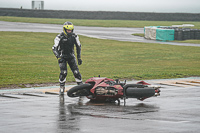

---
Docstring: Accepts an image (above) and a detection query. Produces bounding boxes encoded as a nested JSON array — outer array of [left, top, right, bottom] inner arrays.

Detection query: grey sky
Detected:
[[1, 0, 200, 13]]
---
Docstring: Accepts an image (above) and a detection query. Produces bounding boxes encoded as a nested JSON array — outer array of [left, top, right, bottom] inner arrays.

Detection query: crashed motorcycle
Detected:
[[67, 77, 160, 103]]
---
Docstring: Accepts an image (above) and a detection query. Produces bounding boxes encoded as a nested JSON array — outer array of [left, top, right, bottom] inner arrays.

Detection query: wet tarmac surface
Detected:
[[1, 21, 200, 47], [0, 78, 200, 133]]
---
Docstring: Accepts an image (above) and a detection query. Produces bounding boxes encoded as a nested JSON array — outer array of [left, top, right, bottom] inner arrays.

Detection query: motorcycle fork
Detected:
[[123, 88, 127, 106]]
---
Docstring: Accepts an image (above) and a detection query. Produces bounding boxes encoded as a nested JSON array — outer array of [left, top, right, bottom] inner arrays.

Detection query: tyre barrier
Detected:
[[175, 28, 200, 40], [145, 26, 200, 41]]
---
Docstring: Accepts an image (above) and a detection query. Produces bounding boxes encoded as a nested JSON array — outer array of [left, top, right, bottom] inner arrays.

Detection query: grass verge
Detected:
[[132, 33, 200, 44], [0, 31, 200, 88]]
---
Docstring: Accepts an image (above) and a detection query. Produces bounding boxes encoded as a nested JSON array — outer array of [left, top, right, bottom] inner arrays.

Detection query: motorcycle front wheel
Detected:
[[67, 83, 93, 97]]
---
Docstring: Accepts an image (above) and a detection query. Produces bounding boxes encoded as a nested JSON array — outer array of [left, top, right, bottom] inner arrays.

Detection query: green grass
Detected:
[[132, 33, 200, 44], [1, 16, 200, 28], [0, 31, 200, 88], [174, 40, 200, 44], [132, 33, 145, 37]]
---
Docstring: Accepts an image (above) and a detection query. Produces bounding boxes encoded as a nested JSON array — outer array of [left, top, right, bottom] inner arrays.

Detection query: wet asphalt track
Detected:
[[0, 78, 200, 133], [0, 21, 200, 47], [0, 21, 200, 132]]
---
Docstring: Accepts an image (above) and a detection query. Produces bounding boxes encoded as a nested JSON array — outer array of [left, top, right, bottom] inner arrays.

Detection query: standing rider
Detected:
[[52, 21, 83, 95]]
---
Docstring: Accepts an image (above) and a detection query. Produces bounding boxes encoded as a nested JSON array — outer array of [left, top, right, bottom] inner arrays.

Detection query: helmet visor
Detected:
[[63, 25, 74, 30]]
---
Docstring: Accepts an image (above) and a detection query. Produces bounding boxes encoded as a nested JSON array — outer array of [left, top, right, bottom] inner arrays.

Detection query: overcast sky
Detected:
[[1, 0, 200, 13]]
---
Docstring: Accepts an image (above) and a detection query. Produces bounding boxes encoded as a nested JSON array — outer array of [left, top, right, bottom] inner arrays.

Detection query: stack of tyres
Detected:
[[174, 28, 200, 40], [145, 26, 200, 41], [194, 29, 200, 39], [190, 29, 195, 39], [182, 28, 191, 40], [182, 29, 186, 40], [194, 29, 198, 39], [198, 30, 200, 39], [175, 29, 183, 40], [186, 28, 191, 39], [174, 29, 178, 40]]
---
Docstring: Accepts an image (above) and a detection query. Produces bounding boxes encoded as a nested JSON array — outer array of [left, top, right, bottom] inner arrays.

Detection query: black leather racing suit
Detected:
[[52, 32, 82, 86]]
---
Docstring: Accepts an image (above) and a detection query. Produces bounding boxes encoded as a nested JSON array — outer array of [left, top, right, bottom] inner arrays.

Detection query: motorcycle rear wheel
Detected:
[[67, 83, 93, 97], [125, 87, 155, 98], [124, 84, 155, 99]]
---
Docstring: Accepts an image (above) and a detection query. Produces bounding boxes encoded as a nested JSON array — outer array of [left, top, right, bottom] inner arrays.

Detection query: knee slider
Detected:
[[73, 70, 81, 79], [59, 71, 67, 82], [73, 70, 79, 76]]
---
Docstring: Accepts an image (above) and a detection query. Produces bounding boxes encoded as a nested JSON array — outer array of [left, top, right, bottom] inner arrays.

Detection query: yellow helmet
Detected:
[[63, 21, 74, 35]]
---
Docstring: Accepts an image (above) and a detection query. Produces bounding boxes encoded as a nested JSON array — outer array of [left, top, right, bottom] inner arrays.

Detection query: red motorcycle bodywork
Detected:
[[85, 77, 124, 101]]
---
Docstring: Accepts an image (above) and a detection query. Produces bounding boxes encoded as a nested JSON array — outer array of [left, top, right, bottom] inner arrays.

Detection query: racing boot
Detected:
[[59, 82, 65, 95], [77, 82, 84, 101]]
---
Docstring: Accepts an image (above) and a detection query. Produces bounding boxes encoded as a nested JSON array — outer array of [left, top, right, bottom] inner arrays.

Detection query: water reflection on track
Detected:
[[1, 79, 200, 133], [67, 97, 159, 120]]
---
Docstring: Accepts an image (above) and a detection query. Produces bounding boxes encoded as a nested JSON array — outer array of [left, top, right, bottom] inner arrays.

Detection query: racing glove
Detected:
[[78, 58, 82, 65]]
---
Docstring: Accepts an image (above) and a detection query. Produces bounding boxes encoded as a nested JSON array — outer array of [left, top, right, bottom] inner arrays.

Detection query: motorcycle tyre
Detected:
[[125, 87, 155, 98], [67, 83, 93, 97]]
